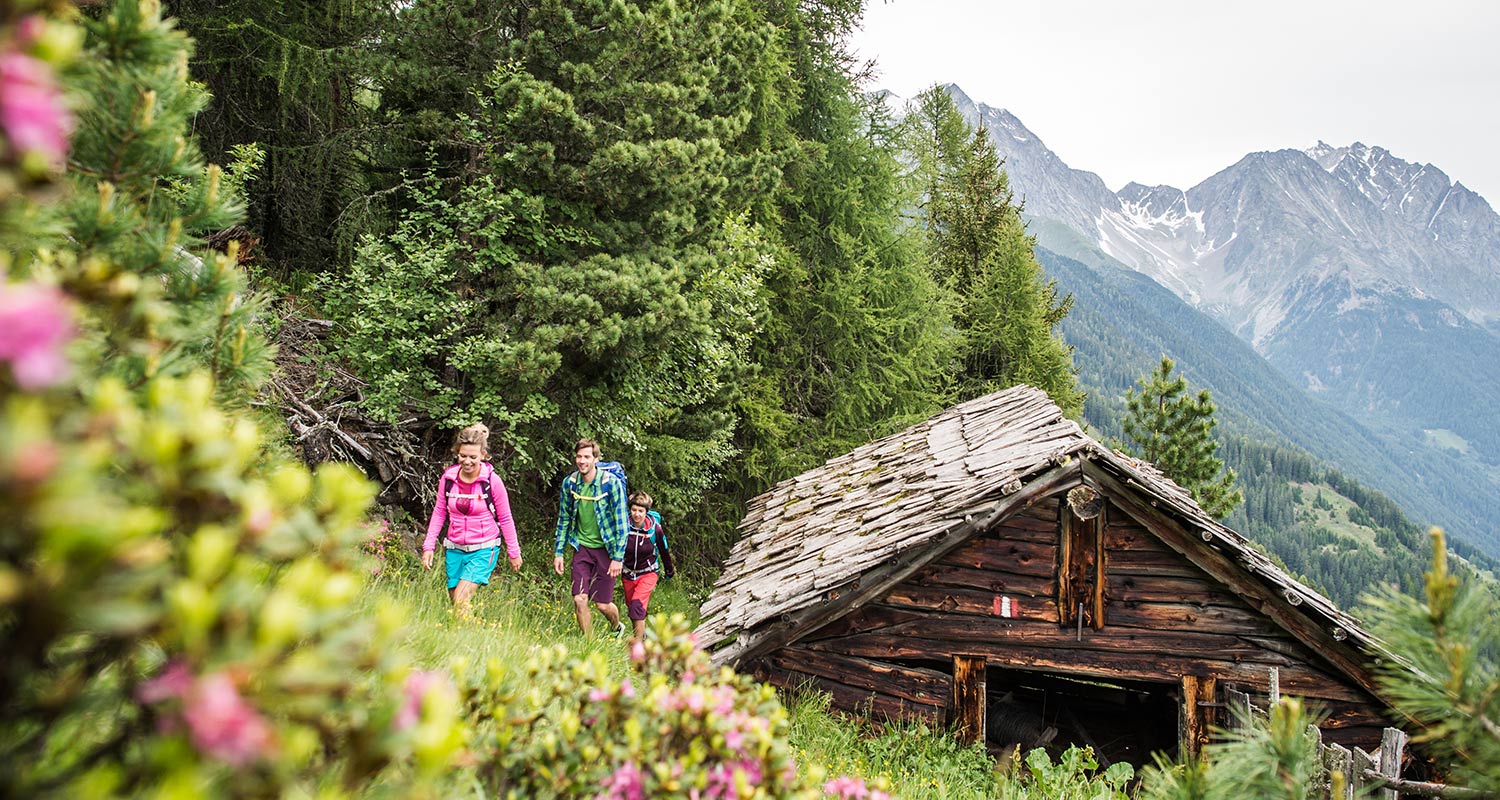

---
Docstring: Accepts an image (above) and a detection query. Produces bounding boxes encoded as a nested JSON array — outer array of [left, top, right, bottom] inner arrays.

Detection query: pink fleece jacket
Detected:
[[423, 462, 521, 558]]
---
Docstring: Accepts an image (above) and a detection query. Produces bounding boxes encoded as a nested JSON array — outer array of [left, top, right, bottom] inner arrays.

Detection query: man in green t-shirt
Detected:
[[552, 438, 628, 634]]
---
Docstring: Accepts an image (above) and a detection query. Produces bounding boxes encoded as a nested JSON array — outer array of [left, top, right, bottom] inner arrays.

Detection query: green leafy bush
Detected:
[[464, 614, 826, 799]]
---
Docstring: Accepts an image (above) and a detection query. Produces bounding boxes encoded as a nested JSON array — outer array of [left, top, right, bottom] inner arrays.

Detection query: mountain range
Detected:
[[891, 85, 1500, 559]]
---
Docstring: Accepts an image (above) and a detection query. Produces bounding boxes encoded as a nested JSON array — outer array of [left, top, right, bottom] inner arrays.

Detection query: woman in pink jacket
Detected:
[[422, 423, 522, 617]]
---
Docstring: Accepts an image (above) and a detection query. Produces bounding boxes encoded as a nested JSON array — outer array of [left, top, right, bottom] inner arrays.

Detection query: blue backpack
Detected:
[[597, 461, 629, 492], [598, 460, 670, 573]]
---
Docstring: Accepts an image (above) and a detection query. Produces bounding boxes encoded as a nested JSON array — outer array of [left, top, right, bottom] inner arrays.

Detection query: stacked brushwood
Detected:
[[263, 301, 436, 518]]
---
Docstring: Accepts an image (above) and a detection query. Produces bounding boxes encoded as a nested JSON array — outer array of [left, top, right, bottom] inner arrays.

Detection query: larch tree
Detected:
[[1123, 356, 1243, 519], [903, 86, 1082, 416]]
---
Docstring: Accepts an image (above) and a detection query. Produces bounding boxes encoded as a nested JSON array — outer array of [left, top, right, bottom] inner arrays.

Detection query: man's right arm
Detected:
[[552, 475, 572, 558]]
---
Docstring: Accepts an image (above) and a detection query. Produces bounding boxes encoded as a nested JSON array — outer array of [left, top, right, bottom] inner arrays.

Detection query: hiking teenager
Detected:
[[622, 491, 675, 644], [422, 423, 522, 618], [552, 438, 628, 635]]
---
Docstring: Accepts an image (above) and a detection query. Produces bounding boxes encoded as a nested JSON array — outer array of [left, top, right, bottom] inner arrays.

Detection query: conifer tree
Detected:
[[166, 0, 394, 280], [1124, 356, 1243, 519], [903, 86, 1082, 415], [323, 0, 792, 503], [52, 0, 271, 401]]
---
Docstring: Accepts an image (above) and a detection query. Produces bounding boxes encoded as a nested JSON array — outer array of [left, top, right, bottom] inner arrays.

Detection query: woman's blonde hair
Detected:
[[452, 423, 490, 458]]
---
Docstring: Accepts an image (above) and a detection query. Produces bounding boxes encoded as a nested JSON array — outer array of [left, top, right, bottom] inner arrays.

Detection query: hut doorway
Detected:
[[982, 666, 1178, 767]]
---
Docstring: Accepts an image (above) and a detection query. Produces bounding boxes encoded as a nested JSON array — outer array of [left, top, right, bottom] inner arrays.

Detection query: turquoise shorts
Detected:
[[444, 546, 499, 589]]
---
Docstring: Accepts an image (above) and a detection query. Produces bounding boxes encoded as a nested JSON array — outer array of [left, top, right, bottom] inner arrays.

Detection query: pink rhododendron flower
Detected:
[[0, 48, 73, 168], [136, 660, 193, 704], [182, 673, 274, 766], [824, 775, 870, 799], [0, 282, 72, 389], [395, 669, 451, 731], [630, 640, 646, 663], [713, 685, 735, 715], [597, 760, 645, 800], [620, 678, 635, 699], [588, 686, 611, 703]]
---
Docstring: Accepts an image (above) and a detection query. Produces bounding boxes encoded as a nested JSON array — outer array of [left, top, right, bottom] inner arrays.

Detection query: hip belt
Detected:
[[444, 537, 499, 553]]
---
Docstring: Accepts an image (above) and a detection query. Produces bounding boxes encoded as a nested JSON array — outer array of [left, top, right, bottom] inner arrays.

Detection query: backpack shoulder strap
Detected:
[[478, 463, 499, 521]]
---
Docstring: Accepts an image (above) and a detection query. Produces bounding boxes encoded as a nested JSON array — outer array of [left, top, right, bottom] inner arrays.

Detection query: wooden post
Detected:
[[1178, 675, 1216, 761], [1224, 688, 1252, 731], [1325, 743, 1355, 800], [1307, 724, 1326, 798], [951, 655, 986, 745], [1378, 727, 1410, 800], [1352, 747, 1376, 798]]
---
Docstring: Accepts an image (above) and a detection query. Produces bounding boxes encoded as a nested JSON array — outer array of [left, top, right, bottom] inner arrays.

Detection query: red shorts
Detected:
[[622, 572, 659, 621]]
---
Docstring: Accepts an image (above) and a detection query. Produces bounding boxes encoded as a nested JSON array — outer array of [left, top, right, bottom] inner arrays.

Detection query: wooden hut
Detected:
[[696, 386, 1404, 762]]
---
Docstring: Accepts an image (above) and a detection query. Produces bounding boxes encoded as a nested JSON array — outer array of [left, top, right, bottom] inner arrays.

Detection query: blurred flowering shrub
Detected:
[[467, 614, 840, 799], [0, 1, 463, 796]]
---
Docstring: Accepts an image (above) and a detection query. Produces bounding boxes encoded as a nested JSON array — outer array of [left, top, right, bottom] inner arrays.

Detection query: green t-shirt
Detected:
[[574, 475, 605, 549]]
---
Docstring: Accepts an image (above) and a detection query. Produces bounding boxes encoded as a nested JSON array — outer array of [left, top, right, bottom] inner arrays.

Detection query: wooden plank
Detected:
[[1325, 743, 1355, 800], [1106, 601, 1283, 637], [801, 605, 930, 641], [1352, 747, 1376, 799], [951, 655, 986, 745], [765, 647, 950, 708], [911, 563, 1054, 597], [1377, 727, 1409, 800], [1091, 505, 1107, 628], [1108, 574, 1242, 605], [756, 664, 946, 726], [809, 614, 1300, 662], [882, 583, 1060, 622], [1179, 675, 1216, 761], [1225, 688, 1253, 731], [936, 537, 1059, 578], [1107, 548, 1205, 578]]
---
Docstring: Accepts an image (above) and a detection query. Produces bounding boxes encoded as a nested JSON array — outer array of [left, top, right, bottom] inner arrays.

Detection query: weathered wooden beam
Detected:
[[1083, 461, 1386, 701], [1324, 743, 1355, 800], [711, 462, 1082, 667], [1178, 675, 1215, 761], [951, 655, 986, 745], [765, 647, 950, 708], [1225, 688, 1253, 731], [1377, 727, 1409, 800], [1359, 772, 1500, 799], [1091, 504, 1107, 629], [1352, 747, 1377, 798]]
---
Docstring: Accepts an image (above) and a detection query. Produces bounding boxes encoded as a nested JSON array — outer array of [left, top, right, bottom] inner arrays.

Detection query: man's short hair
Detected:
[[628, 491, 653, 511], [575, 437, 601, 458]]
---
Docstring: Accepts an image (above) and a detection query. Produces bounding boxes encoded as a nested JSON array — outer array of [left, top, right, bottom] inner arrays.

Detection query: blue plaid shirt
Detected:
[[553, 469, 628, 561]]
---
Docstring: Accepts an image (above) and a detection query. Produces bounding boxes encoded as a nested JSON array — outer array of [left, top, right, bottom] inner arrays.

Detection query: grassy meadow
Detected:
[[357, 532, 1059, 799]]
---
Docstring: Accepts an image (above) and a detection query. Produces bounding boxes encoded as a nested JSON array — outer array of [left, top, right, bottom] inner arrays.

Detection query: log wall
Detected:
[[779, 495, 1390, 751]]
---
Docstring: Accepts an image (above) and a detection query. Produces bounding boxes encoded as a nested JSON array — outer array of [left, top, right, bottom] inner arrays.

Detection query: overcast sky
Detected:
[[850, 1, 1500, 206]]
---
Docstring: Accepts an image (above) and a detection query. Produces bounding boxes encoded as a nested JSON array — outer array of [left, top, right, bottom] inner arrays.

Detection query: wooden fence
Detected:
[[1225, 681, 1493, 800]]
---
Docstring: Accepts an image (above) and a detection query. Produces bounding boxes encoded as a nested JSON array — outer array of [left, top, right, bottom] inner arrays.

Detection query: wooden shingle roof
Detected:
[[697, 385, 1379, 672]]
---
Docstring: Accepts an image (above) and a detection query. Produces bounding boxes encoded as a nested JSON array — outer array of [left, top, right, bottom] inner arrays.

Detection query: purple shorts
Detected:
[[570, 546, 617, 604]]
